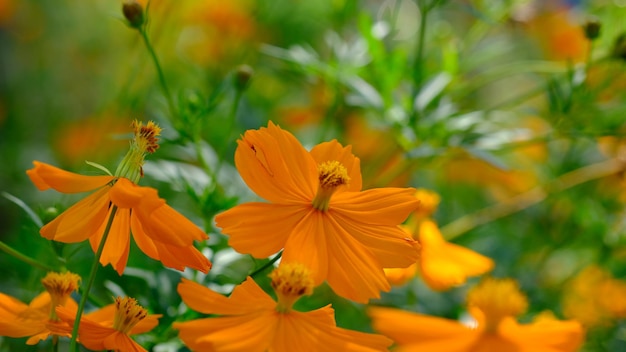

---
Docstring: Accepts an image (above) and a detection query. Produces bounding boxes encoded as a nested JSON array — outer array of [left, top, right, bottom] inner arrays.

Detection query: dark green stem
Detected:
[[140, 28, 178, 122], [69, 206, 118, 352], [0, 241, 56, 272]]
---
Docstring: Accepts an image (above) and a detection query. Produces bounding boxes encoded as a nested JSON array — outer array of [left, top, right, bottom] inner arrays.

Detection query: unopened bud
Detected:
[[123, 0, 145, 29], [234, 65, 254, 92], [583, 19, 601, 41]]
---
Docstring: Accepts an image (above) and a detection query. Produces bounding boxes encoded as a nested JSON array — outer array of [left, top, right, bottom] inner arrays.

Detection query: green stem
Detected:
[[140, 28, 178, 122], [249, 251, 283, 279], [69, 206, 118, 352], [0, 241, 56, 272]]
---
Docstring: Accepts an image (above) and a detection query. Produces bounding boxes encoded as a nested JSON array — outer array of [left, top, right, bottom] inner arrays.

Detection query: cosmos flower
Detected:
[[214, 121, 420, 303], [26, 120, 211, 275], [0, 271, 80, 345], [173, 263, 392, 351], [369, 277, 584, 352], [56, 296, 160, 352]]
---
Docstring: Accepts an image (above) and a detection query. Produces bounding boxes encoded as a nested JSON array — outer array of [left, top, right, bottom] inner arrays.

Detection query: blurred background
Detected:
[[1, 0, 626, 351]]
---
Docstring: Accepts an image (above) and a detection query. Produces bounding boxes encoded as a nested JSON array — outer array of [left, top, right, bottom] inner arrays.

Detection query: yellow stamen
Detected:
[[112, 297, 148, 334], [467, 278, 528, 333], [312, 160, 350, 211], [115, 120, 162, 183], [41, 272, 81, 321], [270, 263, 314, 313]]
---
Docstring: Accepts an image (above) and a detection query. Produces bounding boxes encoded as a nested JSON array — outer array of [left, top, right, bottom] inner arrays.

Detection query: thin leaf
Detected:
[[2, 192, 43, 228]]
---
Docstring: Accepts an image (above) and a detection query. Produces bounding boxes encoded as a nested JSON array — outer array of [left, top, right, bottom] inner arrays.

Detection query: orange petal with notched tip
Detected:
[[27, 161, 114, 193]]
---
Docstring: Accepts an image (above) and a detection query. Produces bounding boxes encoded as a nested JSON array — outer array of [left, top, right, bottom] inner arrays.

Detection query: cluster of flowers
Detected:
[[0, 120, 585, 351]]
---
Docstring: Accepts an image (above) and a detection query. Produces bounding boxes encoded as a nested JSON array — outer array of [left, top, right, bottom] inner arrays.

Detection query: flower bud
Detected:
[[583, 19, 601, 41], [234, 65, 254, 92], [123, 0, 145, 29]]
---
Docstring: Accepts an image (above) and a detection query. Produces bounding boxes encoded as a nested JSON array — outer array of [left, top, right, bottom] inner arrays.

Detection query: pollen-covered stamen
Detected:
[[312, 160, 350, 211], [41, 272, 81, 321], [270, 263, 314, 313], [112, 297, 148, 334], [467, 278, 528, 333], [132, 120, 162, 154]]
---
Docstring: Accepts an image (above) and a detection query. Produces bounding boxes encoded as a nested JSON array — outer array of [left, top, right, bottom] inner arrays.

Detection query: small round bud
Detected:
[[123, 0, 145, 29], [234, 65, 254, 92], [583, 19, 601, 41]]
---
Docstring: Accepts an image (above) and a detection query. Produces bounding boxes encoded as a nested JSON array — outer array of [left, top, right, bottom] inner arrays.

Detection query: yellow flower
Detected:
[[56, 296, 161, 352], [369, 278, 584, 352], [0, 272, 80, 344], [173, 263, 392, 351], [214, 122, 420, 303], [26, 120, 211, 275]]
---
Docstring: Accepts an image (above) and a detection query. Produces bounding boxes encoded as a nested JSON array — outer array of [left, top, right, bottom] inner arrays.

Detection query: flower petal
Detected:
[[368, 307, 477, 347], [215, 203, 308, 258], [174, 312, 277, 352], [324, 215, 391, 303], [235, 121, 317, 203], [282, 210, 329, 286], [418, 220, 494, 291], [103, 331, 147, 352], [177, 277, 274, 315], [89, 208, 131, 275], [501, 318, 584, 352], [310, 140, 362, 192], [332, 187, 419, 225], [27, 161, 115, 193], [330, 211, 419, 268], [40, 187, 111, 242]]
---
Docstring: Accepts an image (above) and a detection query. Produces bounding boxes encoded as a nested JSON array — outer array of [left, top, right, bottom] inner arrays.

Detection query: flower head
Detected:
[[369, 277, 584, 352], [0, 271, 80, 345], [56, 296, 160, 352], [27, 120, 211, 275], [173, 265, 392, 351], [215, 121, 420, 303]]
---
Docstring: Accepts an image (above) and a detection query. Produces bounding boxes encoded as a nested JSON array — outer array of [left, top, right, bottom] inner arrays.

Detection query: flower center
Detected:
[[115, 120, 162, 183], [112, 297, 148, 334], [41, 272, 81, 321], [467, 278, 528, 333], [311, 160, 350, 211], [270, 263, 314, 313]]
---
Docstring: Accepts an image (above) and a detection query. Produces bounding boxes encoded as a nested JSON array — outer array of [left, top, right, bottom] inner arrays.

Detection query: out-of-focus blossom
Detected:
[[0, 272, 80, 345], [370, 277, 584, 352], [563, 265, 626, 327]]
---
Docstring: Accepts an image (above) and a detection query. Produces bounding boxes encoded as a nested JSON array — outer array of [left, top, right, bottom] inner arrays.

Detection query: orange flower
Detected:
[[0, 272, 80, 344], [26, 121, 211, 275], [57, 296, 161, 352], [214, 122, 420, 303], [563, 265, 626, 327], [417, 220, 494, 290], [369, 278, 584, 352], [173, 263, 392, 351]]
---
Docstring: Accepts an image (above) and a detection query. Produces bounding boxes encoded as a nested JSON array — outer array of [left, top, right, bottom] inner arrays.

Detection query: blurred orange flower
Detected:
[[369, 278, 584, 352], [525, 7, 589, 63], [54, 116, 129, 167], [563, 265, 626, 327], [173, 263, 392, 351], [417, 220, 494, 290], [215, 122, 420, 303], [56, 296, 160, 352], [0, 272, 80, 345], [27, 121, 211, 275]]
